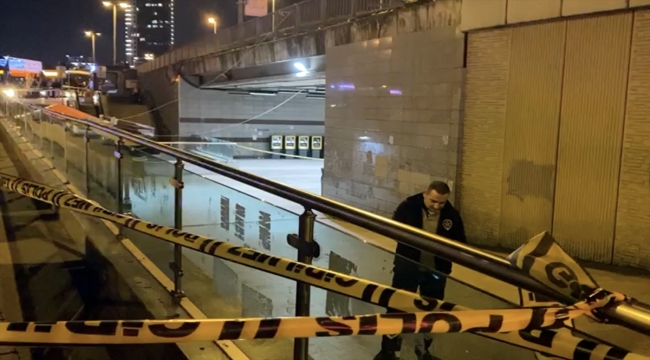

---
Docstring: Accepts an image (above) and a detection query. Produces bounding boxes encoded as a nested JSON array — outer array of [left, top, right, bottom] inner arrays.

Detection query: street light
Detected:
[[102, 1, 130, 65], [85, 31, 101, 64], [271, 0, 276, 33], [2, 89, 15, 98], [208, 17, 217, 34]]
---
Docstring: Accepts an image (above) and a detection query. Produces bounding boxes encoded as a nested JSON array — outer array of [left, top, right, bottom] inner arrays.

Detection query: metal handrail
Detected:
[[9, 99, 650, 335]]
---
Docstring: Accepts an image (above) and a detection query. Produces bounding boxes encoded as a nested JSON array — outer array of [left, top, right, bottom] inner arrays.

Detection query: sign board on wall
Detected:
[[245, 0, 268, 17], [284, 135, 296, 150], [270, 135, 283, 150], [311, 136, 323, 150], [298, 136, 309, 150]]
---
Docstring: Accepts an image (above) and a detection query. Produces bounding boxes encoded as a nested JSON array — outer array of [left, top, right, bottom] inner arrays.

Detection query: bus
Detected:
[[0, 56, 43, 87]]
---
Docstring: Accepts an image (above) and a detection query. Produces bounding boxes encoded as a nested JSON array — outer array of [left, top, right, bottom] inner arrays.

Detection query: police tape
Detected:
[[508, 231, 617, 305], [0, 305, 594, 345], [0, 174, 645, 359]]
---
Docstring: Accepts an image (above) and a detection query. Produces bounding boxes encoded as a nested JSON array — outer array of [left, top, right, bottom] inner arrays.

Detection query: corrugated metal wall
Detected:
[[553, 13, 632, 262], [460, 9, 650, 265], [499, 21, 566, 250]]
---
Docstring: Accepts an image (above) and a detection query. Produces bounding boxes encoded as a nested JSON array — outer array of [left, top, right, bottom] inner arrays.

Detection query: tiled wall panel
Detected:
[[458, 29, 511, 245], [613, 10, 650, 267], [322, 28, 465, 216], [462, 0, 643, 31]]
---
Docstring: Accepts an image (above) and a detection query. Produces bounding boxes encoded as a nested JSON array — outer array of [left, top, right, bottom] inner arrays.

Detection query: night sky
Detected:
[[0, 0, 301, 67]]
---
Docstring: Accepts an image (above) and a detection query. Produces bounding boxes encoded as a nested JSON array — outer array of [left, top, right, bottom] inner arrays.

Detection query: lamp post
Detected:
[[271, 0, 276, 32], [85, 31, 101, 64], [102, 1, 130, 65], [208, 17, 217, 34]]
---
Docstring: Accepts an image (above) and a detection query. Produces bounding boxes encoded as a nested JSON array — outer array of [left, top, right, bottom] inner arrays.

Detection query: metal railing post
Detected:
[[123, 172, 132, 211], [63, 122, 68, 174], [84, 125, 91, 195], [295, 3, 302, 28], [38, 112, 44, 150], [48, 116, 54, 162], [169, 158, 186, 301], [28, 110, 34, 142], [115, 138, 125, 217], [21, 107, 27, 136], [290, 209, 317, 360]]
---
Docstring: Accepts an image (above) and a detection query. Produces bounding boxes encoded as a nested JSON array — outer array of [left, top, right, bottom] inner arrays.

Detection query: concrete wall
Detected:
[[178, 79, 324, 157], [138, 1, 460, 75], [139, 67, 179, 137], [322, 16, 464, 215], [459, 9, 650, 267], [460, 0, 650, 31], [139, 0, 463, 140]]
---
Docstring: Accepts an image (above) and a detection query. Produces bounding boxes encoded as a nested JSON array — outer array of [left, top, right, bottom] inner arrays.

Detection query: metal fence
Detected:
[[137, 0, 403, 73]]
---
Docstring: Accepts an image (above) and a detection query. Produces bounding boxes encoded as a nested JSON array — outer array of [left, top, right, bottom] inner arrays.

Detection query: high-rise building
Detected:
[[125, 0, 175, 65], [125, 3, 137, 64]]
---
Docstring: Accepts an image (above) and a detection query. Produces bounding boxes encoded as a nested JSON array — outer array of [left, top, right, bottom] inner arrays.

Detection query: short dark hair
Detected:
[[427, 181, 450, 195]]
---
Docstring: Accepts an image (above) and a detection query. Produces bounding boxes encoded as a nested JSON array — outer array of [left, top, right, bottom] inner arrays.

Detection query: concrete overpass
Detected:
[[136, 0, 650, 269], [135, 0, 440, 139]]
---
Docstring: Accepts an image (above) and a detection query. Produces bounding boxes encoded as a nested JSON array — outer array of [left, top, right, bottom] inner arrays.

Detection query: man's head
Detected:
[[423, 181, 450, 213]]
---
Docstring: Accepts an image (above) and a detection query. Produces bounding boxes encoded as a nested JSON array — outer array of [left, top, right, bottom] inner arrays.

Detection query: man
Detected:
[[375, 181, 467, 360]]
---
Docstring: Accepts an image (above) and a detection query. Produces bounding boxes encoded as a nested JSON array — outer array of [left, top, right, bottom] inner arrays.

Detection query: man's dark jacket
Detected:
[[393, 193, 466, 275]]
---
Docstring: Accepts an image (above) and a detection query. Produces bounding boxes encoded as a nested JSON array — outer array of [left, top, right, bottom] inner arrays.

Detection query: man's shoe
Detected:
[[373, 350, 399, 360]]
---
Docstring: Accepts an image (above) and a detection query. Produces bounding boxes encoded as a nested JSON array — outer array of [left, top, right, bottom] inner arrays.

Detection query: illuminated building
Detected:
[[126, 0, 175, 64], [125, 3, 137, 64]]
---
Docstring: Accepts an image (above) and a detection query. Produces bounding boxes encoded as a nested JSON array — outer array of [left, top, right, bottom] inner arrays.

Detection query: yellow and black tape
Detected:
[[0, 174, 646, 360], [0, 306, 591, 345], [508, 231, 610, 305]]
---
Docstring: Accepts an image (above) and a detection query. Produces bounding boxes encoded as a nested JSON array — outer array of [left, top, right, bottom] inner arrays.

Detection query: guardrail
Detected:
[[137, 0, 403, 73], [3, 96, 650, 358]]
